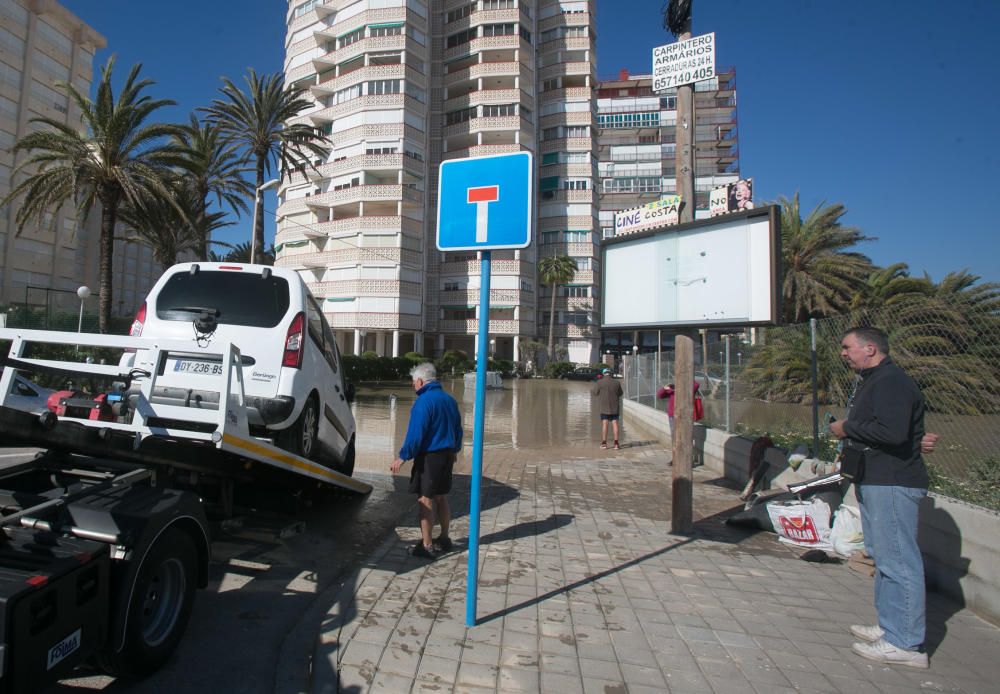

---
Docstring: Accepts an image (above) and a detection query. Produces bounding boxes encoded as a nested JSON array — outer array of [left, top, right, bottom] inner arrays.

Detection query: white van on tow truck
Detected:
[[122, 262, 357, 475]]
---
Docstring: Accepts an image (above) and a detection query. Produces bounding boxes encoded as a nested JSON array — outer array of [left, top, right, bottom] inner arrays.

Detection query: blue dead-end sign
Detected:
[[437, 151, 532, 251]]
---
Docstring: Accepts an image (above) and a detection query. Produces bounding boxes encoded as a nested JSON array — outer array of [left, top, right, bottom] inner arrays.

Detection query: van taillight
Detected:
[[282, 312, 305, 368], [130, 302, 147, 337]]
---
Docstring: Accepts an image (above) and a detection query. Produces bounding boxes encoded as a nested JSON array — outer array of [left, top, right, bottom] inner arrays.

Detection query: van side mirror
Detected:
[[345, 382, 355, 403]]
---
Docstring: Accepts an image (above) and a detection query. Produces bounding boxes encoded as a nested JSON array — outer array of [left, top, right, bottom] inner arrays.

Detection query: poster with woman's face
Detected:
[[729, 178, 754, 210]]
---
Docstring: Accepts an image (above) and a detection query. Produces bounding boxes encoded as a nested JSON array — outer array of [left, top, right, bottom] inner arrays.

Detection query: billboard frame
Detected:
[[599, 205, 782, 331]]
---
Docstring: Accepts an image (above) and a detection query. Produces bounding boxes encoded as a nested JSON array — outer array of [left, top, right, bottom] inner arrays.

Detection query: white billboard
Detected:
[[601, 207, 780, 329], [652, 32, 716, 92]]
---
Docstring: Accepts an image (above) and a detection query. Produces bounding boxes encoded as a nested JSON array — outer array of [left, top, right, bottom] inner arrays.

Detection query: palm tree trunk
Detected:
[[99, 201, 117, 334], [547, 282, 557, 360]]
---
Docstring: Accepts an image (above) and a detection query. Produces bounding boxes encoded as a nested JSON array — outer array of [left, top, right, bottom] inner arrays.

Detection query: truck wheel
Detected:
[[338, 436, 356, 477], [98, 528, 197, 678], [277, 396, 319, 460]]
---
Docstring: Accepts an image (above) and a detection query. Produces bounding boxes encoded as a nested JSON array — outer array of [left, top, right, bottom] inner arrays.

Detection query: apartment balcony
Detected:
[[538, 161, 595, 179], [539, 111, 593, 129], [537, 215, 595, 230], [443, 6, 520, 33], [539, 189, 594, 204], [540, 137, 593, 153], [312, 63, 423, 96], [539, 61, 593, 82], [306, 279, 422, 299], [276, 214, 421, 241], [438, 319, 530, 335], [443, 114, 526, 138], [327, 312, 420, 331], [543, 297, 596, 312], [294, 94, 406, 126], [538, 86, 591, 103], [275, 246, 422, 270], [438, 258, 533, 276], [280, 184, 422, 214], [539, 241, 598, 258], [324, 122, 421, 146], [313, 6, 409, 43], [539, 10, 592, 32], [445, 61, 524, 87], [438, 288, 528, 306], [444, 87, 532, 112], [286, 62, 316, 84], [441, 143, 524, 160], [443, 33, 529, 62], [285, 153, 424, 186], [317, 33, 407, 69]]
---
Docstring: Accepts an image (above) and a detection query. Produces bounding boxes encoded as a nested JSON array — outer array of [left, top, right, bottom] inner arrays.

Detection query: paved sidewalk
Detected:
[[309, 442, 1000, 693]]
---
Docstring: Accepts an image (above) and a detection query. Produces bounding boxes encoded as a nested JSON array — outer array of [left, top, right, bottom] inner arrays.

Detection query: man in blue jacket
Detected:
[[391, 362, 464, 559], [830, 327, 929, 669]]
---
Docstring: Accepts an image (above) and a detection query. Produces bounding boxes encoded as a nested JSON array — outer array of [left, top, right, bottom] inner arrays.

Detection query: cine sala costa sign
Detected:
[[613, 195, 682, 236]]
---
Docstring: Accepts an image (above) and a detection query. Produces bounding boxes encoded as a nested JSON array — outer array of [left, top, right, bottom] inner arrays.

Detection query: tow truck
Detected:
[[0, 328, 371, 692]]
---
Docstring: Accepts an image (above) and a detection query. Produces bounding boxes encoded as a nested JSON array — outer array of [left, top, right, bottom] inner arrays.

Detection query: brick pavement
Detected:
[[308, 440, 1000, 693]]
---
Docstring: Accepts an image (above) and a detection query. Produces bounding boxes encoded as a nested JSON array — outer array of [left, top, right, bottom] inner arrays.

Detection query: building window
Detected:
[[563, 179, 588, 190], [365, 144, 399, 155], [443, 307, 476, 320], [368, 79, 401, 95], [446, 28, 476, 48], [445, 106, 476, 125], [446, 3, 475, 23], [542, 78, 559, 92], [293, 0, 319, 18], [483, 0, 515, 9], [369, 24, 403, 37], [597, 112, 660, 129], [482, 23, 515, 37], [483, 104, 516, 117], [338, 27, 365, 49]]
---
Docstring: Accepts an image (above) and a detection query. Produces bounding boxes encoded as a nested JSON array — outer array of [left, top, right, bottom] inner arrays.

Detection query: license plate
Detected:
[[173, 359, 223, 376]]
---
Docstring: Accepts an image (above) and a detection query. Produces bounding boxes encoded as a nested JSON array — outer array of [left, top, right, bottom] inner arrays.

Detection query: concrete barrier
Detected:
[[623, 398, 1000, 626]]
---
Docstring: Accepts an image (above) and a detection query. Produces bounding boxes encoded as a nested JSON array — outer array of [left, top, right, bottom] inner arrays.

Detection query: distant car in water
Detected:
[[561, 367, 602, 382]]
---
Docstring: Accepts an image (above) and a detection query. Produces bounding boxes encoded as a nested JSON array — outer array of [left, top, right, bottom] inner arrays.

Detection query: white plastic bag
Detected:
[[830, 504, 865, 557], [766, 498, 833, 550]]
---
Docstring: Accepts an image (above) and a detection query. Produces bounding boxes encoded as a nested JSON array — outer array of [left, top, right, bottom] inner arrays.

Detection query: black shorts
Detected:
[[409, 449, 456, 497]]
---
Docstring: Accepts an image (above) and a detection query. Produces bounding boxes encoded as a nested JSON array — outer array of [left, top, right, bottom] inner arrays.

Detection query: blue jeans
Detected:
[[857, 484, 927, 650]]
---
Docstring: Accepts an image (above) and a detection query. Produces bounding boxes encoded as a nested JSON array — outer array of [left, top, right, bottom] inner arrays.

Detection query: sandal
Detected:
[[600, 441, 607, 449]]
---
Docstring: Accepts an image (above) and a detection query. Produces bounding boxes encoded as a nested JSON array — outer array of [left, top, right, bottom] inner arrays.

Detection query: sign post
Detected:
[[437, 152, 532, 627]]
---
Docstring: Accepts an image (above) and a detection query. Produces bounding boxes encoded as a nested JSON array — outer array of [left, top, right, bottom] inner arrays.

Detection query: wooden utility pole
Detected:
[[675, 16, 695, 223], [672, 332, 694, 532]]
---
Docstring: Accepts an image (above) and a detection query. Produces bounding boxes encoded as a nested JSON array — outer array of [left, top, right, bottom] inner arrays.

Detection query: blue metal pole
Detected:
[[466, 249, 491, 627]]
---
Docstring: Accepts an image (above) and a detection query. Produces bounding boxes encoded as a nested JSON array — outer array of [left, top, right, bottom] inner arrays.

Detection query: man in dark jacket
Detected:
[[830, 327, 929, 668], [391, 362, 463, 559]]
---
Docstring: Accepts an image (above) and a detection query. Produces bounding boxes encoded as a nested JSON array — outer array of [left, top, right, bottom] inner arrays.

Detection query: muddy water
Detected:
[[350, 377, 633, 472]]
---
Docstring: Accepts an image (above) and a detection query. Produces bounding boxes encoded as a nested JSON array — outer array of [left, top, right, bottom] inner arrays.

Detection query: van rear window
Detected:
[[155, 272, 291, 328]]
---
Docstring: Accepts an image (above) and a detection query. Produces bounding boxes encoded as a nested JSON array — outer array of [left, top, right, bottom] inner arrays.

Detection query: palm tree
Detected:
[[201, 70, 330, 264], [118, 178, 233, 270], [778, 192, 874, 323], [850, 262, 931, 311], [538, 254, 578, 360], [220, 241, 275, 265], [173, 115, 252, 260], [2, 57, 181, 332]]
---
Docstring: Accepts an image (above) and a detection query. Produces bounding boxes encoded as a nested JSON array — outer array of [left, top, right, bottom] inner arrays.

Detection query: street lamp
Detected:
[[76, 286, 91, 333], [251, 178, 280, 264]]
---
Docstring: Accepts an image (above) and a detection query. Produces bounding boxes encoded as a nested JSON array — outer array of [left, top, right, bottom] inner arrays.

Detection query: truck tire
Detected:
[[277, 395, 319, 460], [338, 435, 356, 477], [97, 528, 197, 678]]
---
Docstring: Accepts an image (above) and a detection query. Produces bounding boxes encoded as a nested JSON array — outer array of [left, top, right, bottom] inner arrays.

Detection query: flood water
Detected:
[[350, 377, 636, 472]]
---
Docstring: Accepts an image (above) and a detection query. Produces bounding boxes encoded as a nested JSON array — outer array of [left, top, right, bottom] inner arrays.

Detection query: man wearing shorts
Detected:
[[391, 362, 464, 559], [592, 368, 623, 449]]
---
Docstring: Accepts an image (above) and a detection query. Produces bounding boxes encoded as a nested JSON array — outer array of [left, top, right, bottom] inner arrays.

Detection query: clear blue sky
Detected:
[[61, 0, 1000, 283]]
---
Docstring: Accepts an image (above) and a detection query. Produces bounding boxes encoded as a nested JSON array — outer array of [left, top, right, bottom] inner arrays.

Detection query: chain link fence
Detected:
[[625, 294, 1000, 510]]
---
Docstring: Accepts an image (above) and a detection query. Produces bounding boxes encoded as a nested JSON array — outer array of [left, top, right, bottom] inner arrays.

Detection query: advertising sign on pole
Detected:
[[613, 195, 682, 236], [709, 178, 755, 217], [652, 32, 716, 92]]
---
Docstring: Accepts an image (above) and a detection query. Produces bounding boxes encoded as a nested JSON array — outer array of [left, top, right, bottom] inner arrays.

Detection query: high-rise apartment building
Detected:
[[595, 68, 740, 355], [279, 0, 601, 364], [0, 0, 161, 323]]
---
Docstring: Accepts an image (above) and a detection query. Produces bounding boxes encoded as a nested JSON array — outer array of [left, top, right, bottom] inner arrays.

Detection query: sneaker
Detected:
[[613, 441, 620, 449], [411, 542, 437, 559], [600, 441, 607, 449], [851, 638, 928, 669], [433, 535, 453, 553], [850, 624, 885, 642]]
